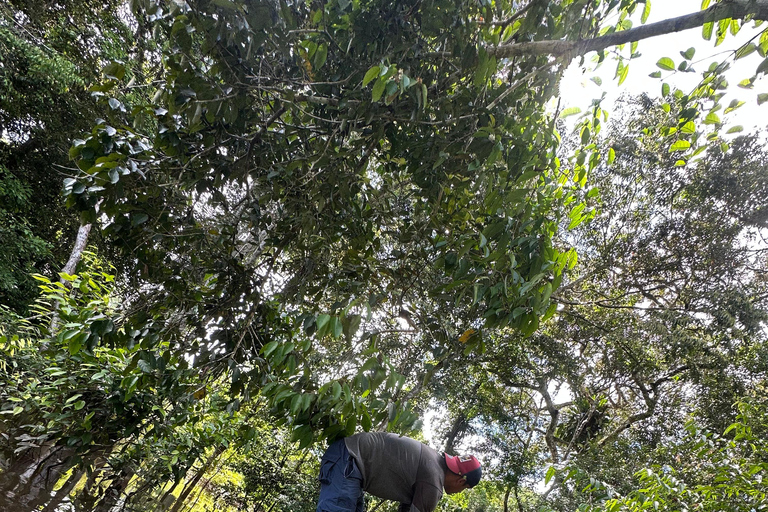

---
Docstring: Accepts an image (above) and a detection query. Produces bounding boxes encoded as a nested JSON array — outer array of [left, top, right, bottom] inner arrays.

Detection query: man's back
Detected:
[[344, 432, 444, 512]]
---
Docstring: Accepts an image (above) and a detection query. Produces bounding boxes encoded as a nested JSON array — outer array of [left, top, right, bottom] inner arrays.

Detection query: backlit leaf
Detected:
[[656, 57, 675, 71], [641, 0, 651, 24], [669, 140, 691, 152]]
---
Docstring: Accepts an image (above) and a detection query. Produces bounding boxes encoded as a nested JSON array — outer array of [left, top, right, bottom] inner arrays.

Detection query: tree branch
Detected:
[[489, 0, 768, 59]]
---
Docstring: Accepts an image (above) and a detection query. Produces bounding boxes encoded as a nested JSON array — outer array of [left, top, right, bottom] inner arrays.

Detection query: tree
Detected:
[[3, 0, 768, 510], [587, 392, 768, 512], [422, 96, 767, 510], [0, 0, 137, 312]]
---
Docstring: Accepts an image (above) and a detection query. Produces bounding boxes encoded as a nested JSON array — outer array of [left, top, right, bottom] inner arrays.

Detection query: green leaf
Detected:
[[371, 78, 386, 102], [681, 47, 695, 60], [131, 213, 148, 226], [361, 411, 372, 431], [758, 93, 768, 105], [331, 316, 343, 339], [211, 0, 239, 10], [68, 333, 84, 355], [545, 465, 556, 484], [343, 314, 361, 341], [649, 71, 662, 78], [316, 314, 331, 334], [559, 107, 581, 118], [730, 19, 740, 36], [607, 147, 616, 164], [680, 121, 696, 134], [662, 83, 670, 96], [703, 21, 713, 40], [74, 400, 86, 411], [345, 415, 357, 436], [724, 100, 745, 113], [703, 112, 721, 125], [261, 341, 279, 357], [668, 140, 691, 152], [618, 62, 629, 85], [656, 57, 675, 71], [362, 66, 380, 87], [735, 43, 756, 60], [580, 126, 591, 145], [313, 43, 328, 70], [726, 125, 743, 134], [102, 61, 126, 80], [757, 57, 768, 75], [641, 0, 651, 24]]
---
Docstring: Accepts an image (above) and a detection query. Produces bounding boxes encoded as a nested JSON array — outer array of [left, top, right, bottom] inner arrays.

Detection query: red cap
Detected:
[[444, 454, 482, 487]]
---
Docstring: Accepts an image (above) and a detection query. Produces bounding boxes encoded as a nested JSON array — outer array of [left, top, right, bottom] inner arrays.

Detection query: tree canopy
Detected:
[[1, 0, 767, 511]]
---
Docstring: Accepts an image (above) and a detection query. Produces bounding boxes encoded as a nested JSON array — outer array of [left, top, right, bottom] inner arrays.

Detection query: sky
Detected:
[[558, 0, 768, 134]]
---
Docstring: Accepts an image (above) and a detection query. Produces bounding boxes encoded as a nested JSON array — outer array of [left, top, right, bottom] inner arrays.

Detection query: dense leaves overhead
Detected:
[[2, 0, 768, 511], [61, 0, 600, 444]]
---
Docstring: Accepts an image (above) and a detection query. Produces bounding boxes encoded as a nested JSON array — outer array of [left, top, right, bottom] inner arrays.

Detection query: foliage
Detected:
[[2, 0, 768, 511], [583, 394, 768, 512], [0, 1, 135, 312], [60, 0, 598, 453], [0, 166, 51, 311], [422, 96, 768, 511]]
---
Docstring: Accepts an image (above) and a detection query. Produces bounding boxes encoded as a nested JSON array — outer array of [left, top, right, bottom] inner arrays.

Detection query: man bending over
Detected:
[[316, 431, 482, 512]]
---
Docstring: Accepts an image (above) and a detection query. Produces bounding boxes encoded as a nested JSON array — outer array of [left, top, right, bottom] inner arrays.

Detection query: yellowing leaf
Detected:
[[459, 329, 476, 343]]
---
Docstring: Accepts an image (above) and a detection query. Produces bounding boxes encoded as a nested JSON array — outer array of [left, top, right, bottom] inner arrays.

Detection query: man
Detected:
[[316, 431, 482, 512]]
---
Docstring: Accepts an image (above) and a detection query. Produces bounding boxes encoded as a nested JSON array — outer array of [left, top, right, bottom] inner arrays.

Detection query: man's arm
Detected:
[[399, 481, 442, 512]]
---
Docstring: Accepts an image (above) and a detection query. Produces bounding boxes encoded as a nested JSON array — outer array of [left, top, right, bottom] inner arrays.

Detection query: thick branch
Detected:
[[50, 222, 92, 333], [61, 223, 92, 277], [596, 378, 659, 447], [489, 0, 768, 59], [537, 377, 561, 464]]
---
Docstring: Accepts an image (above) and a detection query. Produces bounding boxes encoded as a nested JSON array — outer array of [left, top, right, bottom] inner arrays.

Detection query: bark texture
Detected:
[[489, 0, 768, 59]]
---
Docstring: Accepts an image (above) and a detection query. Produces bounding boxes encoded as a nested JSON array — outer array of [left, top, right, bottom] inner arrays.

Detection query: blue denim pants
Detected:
[[316, 439, 365, 512]]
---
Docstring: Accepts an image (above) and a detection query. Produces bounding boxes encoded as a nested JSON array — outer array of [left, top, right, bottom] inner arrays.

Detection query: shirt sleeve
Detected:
[[402, 481, 442, 512]]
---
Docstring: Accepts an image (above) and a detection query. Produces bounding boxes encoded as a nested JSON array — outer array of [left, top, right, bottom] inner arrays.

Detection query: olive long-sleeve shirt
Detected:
[[344, 432, 445, 512]]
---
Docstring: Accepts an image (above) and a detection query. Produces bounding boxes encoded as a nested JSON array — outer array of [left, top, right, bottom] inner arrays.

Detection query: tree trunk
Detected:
[[61, 223, 92, 277], [156, 479, 183, 511], [92, 465, 135, 512], [73, 458, 106, 512], [41, 468, 85, 512], [50, 222, 92, 332], [168, 446, 223, 512], [0, 444, 77, 512]]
